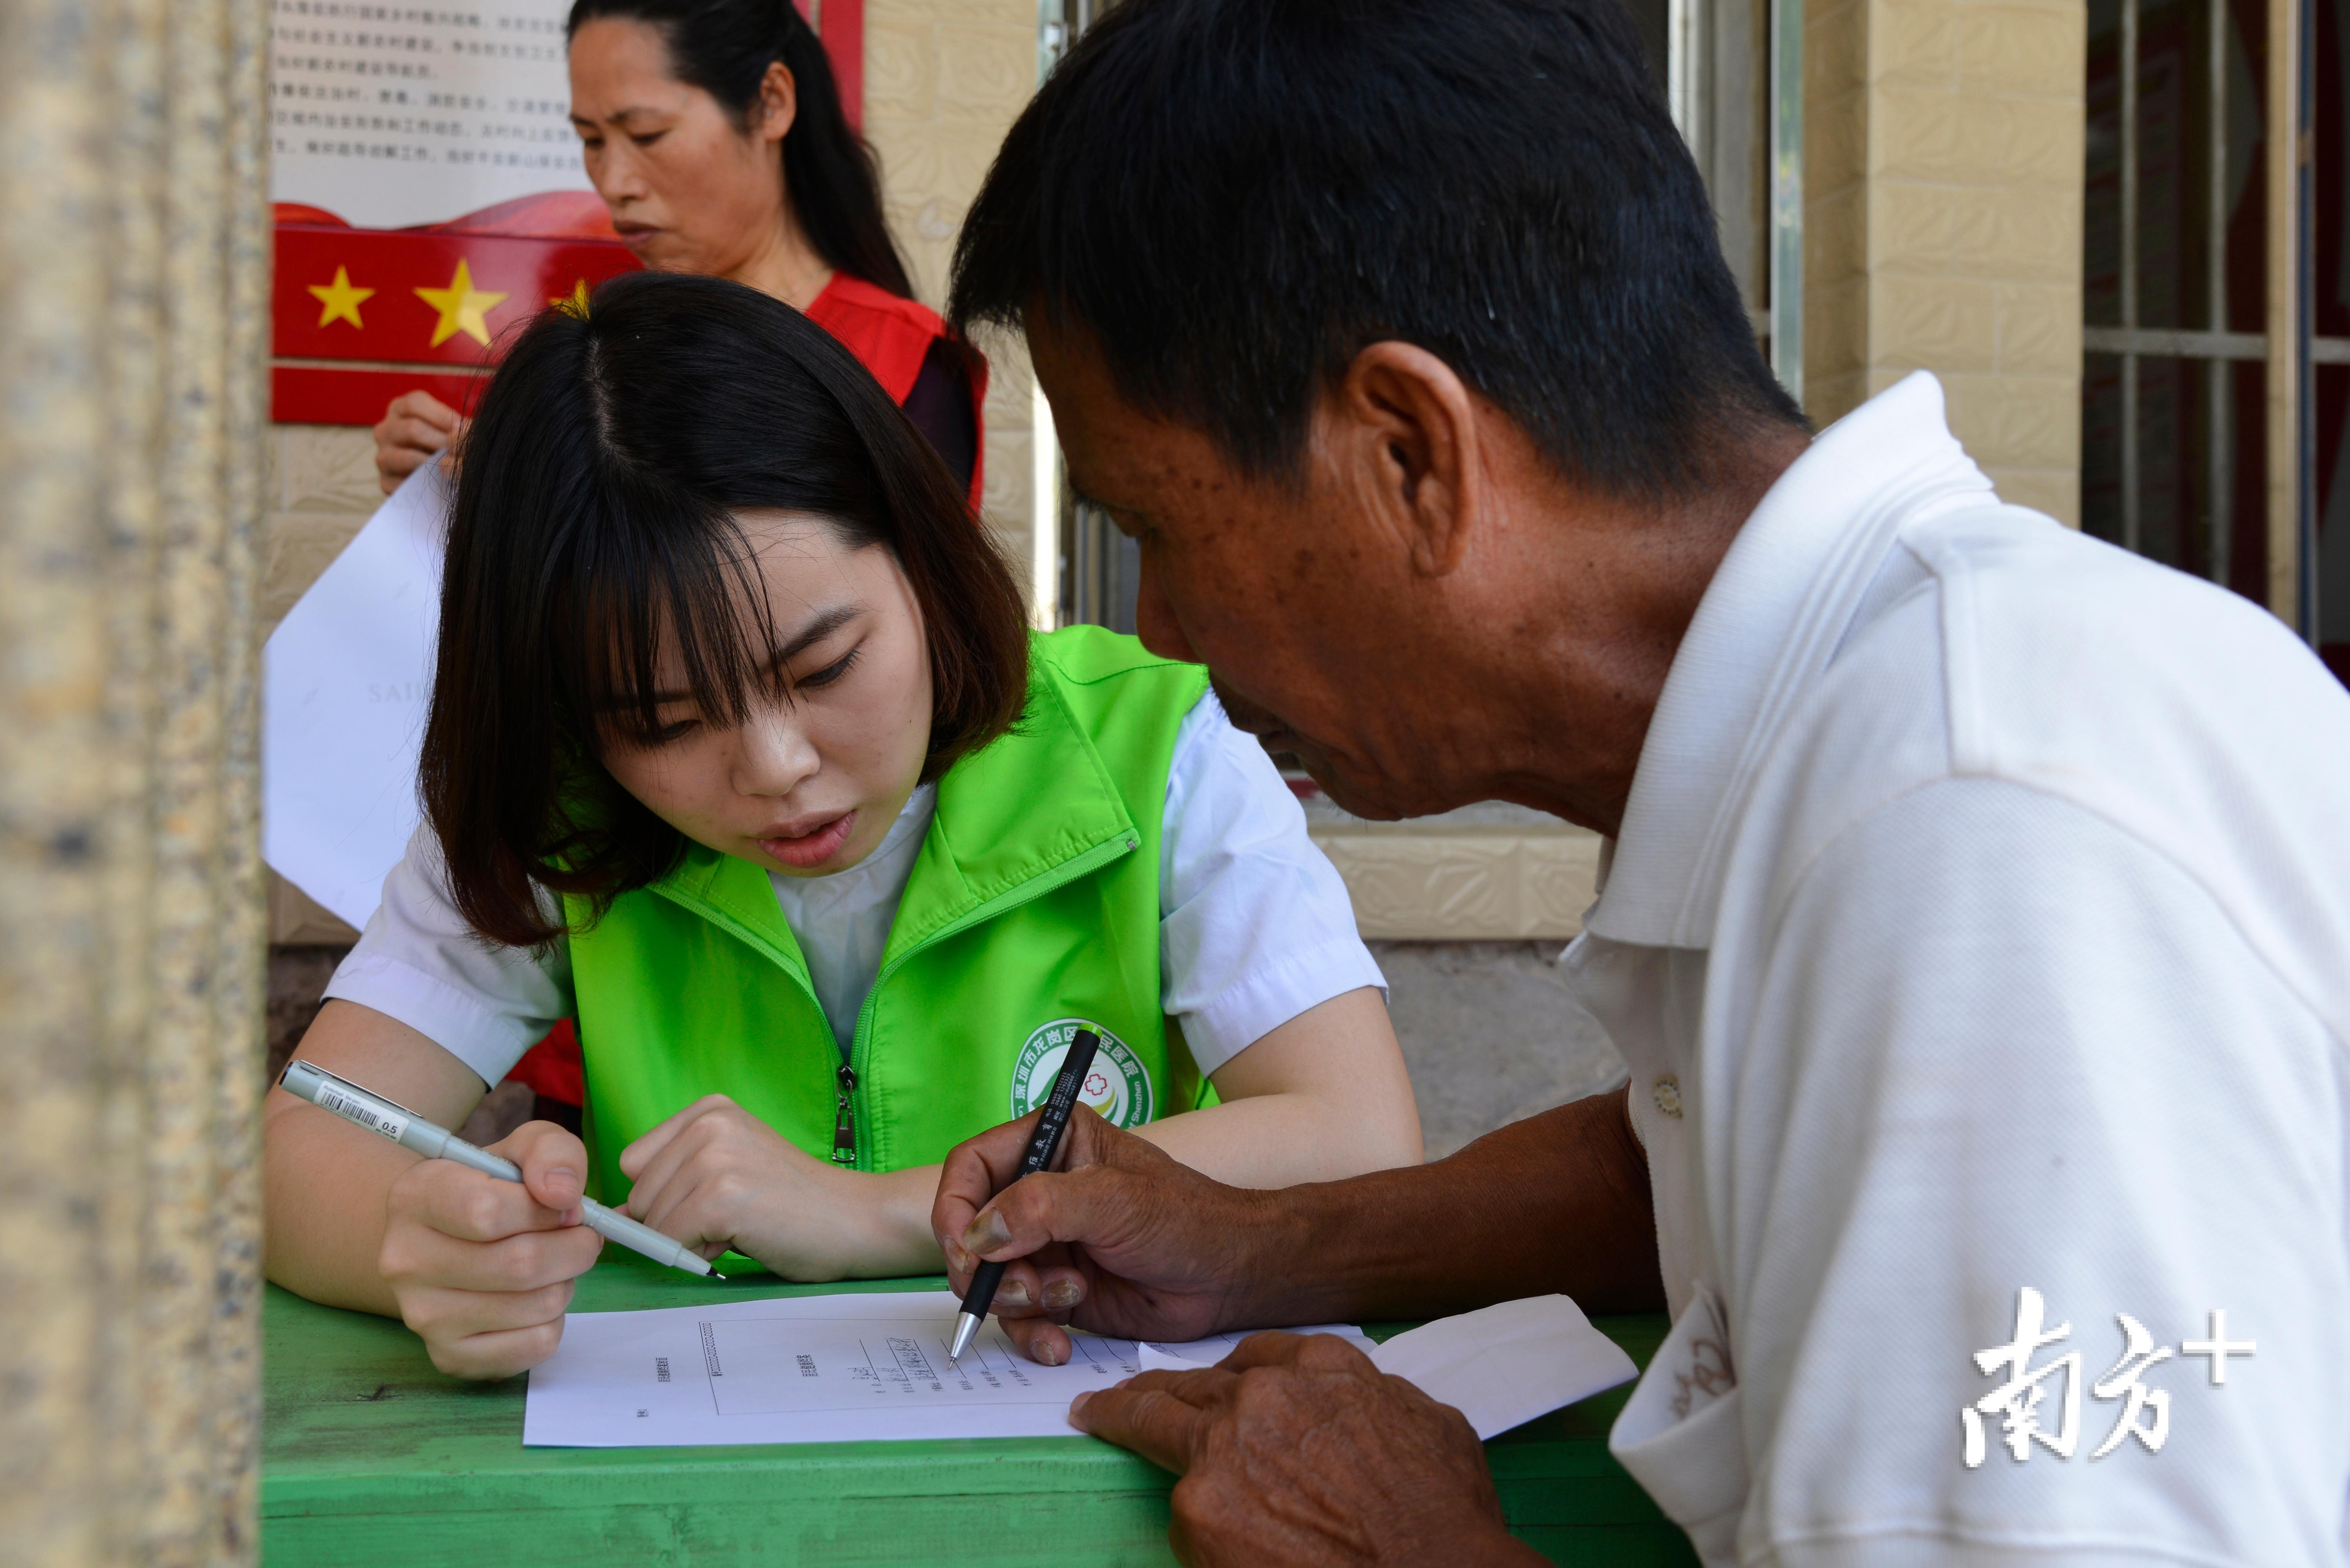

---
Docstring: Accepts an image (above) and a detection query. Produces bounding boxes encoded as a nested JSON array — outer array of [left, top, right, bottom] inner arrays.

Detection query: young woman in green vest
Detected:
[[262, 272, 1420, 1378]]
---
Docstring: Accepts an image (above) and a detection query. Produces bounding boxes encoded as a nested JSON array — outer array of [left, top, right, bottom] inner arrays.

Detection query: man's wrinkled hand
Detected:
[[932, 1106, 1266, 1365], [1068, 1331, 1540, 1568]]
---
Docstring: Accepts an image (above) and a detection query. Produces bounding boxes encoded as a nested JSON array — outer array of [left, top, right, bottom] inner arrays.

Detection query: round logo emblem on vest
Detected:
[[1011, 1019, 1153, 1130]]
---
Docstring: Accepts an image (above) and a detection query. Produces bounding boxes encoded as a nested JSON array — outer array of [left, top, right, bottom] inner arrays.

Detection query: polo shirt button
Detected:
[[1653, 1076, 1684, 1118]]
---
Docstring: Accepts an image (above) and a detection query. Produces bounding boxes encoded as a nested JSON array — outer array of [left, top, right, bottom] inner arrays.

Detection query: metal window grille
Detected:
[[1037, 0, 1141, 632], [1665, 0, 1803, 400], [2083, 0, 2341, 655]]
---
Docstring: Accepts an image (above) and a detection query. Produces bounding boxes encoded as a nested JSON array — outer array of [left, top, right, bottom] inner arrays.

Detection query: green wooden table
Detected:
[[263, 1254, 1694, 1566]]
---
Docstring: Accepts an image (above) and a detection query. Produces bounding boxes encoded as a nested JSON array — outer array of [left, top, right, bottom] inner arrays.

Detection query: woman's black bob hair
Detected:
[[421, 270, 1029, 949]]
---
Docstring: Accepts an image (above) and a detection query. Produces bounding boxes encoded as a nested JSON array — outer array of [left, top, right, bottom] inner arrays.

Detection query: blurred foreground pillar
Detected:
[[1803, 0, 2087, 523], [0, 0, 271, 1562]]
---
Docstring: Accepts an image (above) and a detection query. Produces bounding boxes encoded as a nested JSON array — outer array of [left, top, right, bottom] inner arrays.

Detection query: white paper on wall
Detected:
[[269, 0, 592, 229]]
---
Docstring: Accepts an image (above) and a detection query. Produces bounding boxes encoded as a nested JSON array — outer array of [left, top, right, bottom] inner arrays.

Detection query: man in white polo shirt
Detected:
[[931, 0, 2350, 1563]]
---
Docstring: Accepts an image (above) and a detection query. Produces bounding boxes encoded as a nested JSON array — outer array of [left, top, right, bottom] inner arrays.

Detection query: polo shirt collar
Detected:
[[1584, 372, 1991, 949]]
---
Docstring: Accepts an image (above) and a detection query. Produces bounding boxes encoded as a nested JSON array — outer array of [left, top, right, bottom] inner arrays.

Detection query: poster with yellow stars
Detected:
[[267, 0, 861, 423], [272, 221, 638, 423]]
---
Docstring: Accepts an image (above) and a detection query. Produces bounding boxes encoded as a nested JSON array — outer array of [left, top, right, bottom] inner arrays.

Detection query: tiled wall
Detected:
[[863, 0, 1042, 600], [1304, 800, 1603, 941], [264, 426, 380, 641], [1804, 0, 2086, 522]]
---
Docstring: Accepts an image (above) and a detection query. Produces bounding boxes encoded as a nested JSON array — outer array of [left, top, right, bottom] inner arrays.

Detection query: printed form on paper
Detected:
[[523, 1289, 1636, 1447], [524, 1289, 1372, 1446]]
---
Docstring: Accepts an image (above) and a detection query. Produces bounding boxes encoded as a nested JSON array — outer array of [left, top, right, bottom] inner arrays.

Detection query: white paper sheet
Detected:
[[1134, 1339, 1233, 1374], [523, 1290, 1372, 1447], [1368, 1294, 1639, 1439], [525, 1289, 1636, 1448], [1139, 1295, 1637, 1438], [262, 463, 451, 929]]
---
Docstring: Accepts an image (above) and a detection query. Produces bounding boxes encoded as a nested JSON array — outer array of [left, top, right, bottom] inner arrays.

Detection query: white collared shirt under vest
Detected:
[[328, 687, 1384, 1086], [1573, 372, 2350, 1565]]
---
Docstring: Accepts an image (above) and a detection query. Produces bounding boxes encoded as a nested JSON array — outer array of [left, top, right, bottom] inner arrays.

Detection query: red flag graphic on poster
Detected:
[[268, 0, 861, 425]]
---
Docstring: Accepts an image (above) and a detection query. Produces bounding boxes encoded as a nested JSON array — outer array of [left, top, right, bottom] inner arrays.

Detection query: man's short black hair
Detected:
[[951, 0, 1804, 497]]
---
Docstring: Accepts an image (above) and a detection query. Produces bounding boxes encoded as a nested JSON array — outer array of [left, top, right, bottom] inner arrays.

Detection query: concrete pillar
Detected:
[[1804, 0, 2087, 523], [0, 0, 271, 1560]]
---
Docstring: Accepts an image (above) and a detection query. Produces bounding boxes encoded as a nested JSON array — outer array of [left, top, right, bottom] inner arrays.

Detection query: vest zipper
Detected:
[[836, 829, 1139, 1173], [651, 829, 1140, 1178], [831, 1062, 857, 1166]]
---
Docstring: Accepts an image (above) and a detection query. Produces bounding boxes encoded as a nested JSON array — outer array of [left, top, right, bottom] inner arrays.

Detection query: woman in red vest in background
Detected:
[[374, 0, 984, 1124], [376, 0, 979, 505]]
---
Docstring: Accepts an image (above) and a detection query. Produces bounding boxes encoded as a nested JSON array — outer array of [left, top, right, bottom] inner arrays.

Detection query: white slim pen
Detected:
[[279, 1058, 722, 1279]]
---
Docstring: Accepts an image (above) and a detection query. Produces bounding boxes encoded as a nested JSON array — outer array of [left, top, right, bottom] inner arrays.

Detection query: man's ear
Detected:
[[754, 62, 799, 145], [1324, 342, 1484, 579]]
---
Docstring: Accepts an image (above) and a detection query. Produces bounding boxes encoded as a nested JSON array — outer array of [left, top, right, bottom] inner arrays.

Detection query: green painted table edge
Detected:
[[263, 1253, 1694, 1566]]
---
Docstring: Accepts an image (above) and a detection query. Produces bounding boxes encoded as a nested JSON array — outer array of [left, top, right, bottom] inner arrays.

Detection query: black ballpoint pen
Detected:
[[948, 1028, 1102, 1360]]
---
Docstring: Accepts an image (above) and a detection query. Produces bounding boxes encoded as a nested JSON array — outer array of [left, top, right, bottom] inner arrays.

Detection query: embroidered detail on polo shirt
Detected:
[[1653, 1076, 1684, 1118]]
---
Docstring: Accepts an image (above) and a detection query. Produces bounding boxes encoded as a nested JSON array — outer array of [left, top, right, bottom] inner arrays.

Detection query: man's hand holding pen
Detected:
[[934, 1107, 1266, 1362], [932, 1112, 1541, 1568]]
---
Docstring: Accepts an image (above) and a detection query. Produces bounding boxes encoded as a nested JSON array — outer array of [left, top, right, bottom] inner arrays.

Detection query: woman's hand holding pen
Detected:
[[615, 1094, 945, 1281], [376, 1119, 604, 1379]]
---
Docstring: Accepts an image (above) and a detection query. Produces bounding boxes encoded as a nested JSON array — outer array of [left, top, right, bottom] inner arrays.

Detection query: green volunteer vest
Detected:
[[564, 626, 1213, 1209]]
